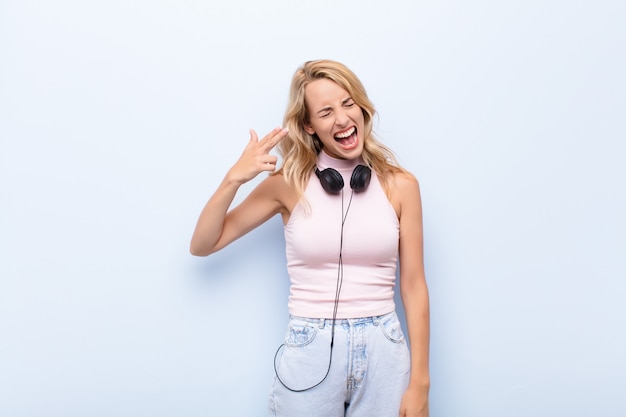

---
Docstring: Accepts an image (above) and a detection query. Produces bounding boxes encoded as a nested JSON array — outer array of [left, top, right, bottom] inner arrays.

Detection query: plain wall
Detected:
[[1, 0, 625, 416]]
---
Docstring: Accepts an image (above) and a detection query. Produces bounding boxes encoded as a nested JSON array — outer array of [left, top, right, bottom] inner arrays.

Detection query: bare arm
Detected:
[[393, 172, 430, 417], [190, 127, 289, 256]]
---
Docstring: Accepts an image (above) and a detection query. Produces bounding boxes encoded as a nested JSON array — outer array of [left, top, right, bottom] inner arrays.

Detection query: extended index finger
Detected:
[[260, 127, 289, 151]]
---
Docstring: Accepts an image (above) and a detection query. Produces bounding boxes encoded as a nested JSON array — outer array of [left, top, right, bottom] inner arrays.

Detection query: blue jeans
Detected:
[[269, 311, 410, 417]]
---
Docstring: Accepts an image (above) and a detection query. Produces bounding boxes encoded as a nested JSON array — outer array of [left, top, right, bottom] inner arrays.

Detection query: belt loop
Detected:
[[318, 318, 325, 329], [373, 316, 380, 326]]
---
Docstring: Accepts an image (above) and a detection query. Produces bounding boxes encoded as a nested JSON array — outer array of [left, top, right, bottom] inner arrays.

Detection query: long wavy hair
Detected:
[[276, 59, 406, 198]]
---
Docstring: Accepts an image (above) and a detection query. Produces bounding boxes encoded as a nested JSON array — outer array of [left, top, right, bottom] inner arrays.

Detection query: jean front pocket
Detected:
[[380, 313, 406, 344], [285, 320, 318, 347]]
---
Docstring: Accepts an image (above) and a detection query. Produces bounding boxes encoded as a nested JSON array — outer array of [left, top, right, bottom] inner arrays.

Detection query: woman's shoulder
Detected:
[[260, 172, 300, 213], [259, 171, 292, 195], [386, 169, 421, 217], [384, 167, 419, 195], [390, 168, 418, 185]]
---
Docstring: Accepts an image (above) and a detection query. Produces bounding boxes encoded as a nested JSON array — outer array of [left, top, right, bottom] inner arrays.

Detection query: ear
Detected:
[[303, 123, 315, 135]]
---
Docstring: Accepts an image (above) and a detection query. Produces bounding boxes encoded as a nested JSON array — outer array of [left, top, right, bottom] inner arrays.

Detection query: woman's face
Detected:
[[303, 78, 365, 160]]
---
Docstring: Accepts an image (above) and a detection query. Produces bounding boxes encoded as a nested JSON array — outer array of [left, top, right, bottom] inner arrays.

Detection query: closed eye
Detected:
[[317, 106, 332, 118]]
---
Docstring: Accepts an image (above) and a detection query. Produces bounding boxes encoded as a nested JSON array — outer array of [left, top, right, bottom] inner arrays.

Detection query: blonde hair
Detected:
[[276, 59, 406, 197]]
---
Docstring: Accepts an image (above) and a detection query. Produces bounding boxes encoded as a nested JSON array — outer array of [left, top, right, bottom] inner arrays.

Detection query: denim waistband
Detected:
[[288, 311, 396, 329]]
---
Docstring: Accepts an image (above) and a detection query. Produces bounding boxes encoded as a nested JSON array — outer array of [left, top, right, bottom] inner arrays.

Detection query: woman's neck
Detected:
[[318, 150, 364, 171]]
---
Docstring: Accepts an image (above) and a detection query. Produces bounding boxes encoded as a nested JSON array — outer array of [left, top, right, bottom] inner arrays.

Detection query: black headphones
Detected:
[[315, 165, 372, 194]]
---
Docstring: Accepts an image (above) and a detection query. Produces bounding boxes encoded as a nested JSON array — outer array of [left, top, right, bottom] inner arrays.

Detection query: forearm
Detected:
[[189, 174, 242, 256], [402, 279, 430, 390]]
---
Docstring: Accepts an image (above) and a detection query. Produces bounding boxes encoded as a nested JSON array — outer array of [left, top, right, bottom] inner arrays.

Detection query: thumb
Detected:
[[249, 129, 259, 144]]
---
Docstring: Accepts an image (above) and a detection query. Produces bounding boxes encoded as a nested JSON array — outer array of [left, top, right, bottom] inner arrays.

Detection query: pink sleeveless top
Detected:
[[284, 151, 400, 319]]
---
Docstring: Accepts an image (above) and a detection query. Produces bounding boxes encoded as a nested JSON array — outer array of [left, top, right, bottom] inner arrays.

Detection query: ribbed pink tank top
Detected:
[[284, 151, 399, 319]]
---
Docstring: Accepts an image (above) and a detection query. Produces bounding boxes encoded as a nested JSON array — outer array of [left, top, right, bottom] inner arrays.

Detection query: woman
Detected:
[[190, 59, 430, 417]]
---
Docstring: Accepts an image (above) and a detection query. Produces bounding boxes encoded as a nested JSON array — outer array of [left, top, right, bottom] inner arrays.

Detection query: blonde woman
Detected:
[[190, 60, 430, 417]]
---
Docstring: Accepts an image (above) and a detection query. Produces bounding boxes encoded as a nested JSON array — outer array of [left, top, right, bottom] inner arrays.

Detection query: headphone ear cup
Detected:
[[350, 165, 372, 193], [316, 167, 344, 194]]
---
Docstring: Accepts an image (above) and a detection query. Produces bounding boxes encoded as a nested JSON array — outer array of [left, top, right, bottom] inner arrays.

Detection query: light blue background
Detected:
[[1, 1, 624, 416]]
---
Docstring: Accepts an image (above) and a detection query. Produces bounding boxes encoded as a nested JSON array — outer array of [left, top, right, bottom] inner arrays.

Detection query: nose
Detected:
[[334, 109, 349, 127]]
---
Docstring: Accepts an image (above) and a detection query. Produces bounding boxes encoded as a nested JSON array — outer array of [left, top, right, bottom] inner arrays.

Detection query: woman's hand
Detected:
[[399, 386, 429, 417], [189, 126, 289, 256], [226, 127, 289, 185]]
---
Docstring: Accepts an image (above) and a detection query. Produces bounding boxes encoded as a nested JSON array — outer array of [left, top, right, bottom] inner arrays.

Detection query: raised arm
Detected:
[[190, 127, 289, 256]]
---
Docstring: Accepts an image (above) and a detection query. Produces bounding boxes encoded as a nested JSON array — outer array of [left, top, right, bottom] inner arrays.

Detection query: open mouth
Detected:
[[333, 126, 358, 149]]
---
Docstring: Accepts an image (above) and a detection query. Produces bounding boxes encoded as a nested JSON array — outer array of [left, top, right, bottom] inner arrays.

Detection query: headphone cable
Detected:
[[273, 189, 354, 392]]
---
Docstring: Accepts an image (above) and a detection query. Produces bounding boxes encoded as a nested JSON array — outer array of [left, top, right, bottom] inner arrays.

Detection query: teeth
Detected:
[[334, 127, 355, 139]]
